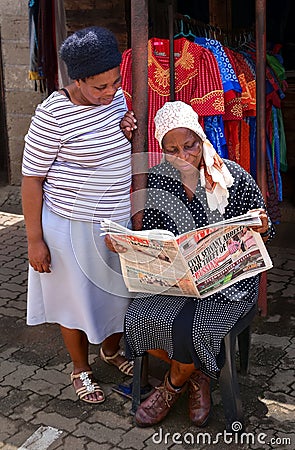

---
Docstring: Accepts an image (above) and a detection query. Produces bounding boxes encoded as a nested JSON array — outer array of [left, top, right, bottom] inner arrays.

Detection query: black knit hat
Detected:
[[59, 26, 122, 80]]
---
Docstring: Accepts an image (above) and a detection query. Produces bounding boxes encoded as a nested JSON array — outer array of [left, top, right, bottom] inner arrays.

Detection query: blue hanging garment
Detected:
[[195, 37, 242, 94], [204, 116, 228, 158]]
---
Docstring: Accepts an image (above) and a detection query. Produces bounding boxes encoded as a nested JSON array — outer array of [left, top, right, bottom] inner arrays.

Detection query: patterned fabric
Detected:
[[242, 49, 284, 109], [125, 159, 274, 378], [194, 37, 243, 121], [223, 119, 250, 174], [240, 120, 251, 173], [203, 116, 228, 158], [224, 48, 256, 118], [224, 120, 240, 166], [121, 37, 224, 167], [277, 109, 288, 172], [194, 38, 241, 94], [248, 116, 257, 178]]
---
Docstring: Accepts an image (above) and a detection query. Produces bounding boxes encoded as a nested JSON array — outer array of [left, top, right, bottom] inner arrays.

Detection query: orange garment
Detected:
[[221, 49, 243, 121], [223, 89, 243, 121], [224, 121, 240, 164], [240, 120, 251, 173], [224, 48, 256, 117], [224, 120, 251, 173]]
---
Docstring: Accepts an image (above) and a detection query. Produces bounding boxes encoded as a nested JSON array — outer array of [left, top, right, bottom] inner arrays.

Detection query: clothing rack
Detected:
[[174, 12, 255, 48], [174, 12, 225, 42]]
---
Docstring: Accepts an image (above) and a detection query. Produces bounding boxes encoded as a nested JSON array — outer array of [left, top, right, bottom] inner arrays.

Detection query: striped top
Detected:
[[22, 88, 132, 223]]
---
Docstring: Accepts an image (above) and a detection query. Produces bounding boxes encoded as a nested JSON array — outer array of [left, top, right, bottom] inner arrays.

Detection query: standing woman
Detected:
[[22, 27, 137, 404]]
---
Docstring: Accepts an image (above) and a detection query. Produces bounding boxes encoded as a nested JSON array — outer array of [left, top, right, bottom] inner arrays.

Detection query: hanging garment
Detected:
[[54, 0, 70, 87], [28, 0, 46, 91], [248, 116, 257, 179], [269, 106, 283, 202], [223, 120, 240, 166], [203, 116, 228, 158], [121, 37, 224, 167], [220, 47, 244, 121], [277, 109, 288, 173], [240, 49, 283, 110], [266, 143, 282, 224], [194, 37, 243, 121], [267, 54, 287, 87], [38, 0, 58, 94], [28, 0, 58, 94], [240, 119, 251, 173], [222, 48, 257, 174], [224, 48, 256, 117]]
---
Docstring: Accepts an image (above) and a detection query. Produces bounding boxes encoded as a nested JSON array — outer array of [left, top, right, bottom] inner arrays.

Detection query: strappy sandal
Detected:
[[99, 347, 134, 376], [70, 371, 105, 404]]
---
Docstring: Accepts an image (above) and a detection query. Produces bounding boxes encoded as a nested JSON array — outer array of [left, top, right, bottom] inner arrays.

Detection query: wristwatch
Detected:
[[260, 216, 272, 238], [260, 228, 271, 238]]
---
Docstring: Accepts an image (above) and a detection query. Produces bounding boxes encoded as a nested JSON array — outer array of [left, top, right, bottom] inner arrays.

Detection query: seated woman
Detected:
[[108, 101, 274, 427]]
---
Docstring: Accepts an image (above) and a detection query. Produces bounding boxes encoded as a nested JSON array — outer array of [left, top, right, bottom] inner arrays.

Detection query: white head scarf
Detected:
[[154, 101, 234, 214]]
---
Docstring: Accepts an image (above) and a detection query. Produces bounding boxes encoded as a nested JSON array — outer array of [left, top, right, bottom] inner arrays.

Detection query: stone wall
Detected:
[[64, 0, 129, 51]]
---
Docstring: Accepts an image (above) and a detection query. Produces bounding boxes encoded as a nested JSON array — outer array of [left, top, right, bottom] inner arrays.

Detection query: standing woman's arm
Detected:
[[22, 175, 51, 273]]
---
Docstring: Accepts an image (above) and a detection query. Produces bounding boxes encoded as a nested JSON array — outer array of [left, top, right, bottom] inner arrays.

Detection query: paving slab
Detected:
[[0, 203, 294, 449]]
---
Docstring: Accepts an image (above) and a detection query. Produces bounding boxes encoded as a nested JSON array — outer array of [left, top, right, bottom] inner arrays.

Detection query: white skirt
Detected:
[[27, 203, 131, 344]]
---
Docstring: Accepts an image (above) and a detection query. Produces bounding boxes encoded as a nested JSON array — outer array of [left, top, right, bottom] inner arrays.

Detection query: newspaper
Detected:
[[101, 212, 273, 298]]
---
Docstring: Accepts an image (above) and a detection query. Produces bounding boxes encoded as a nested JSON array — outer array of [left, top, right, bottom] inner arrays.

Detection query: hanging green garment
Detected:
[[267, 54, 286, 83], [277, 109, 288, 172]]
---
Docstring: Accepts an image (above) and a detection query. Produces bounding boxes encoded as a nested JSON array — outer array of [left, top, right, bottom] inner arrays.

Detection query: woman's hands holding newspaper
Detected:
[[104, 235, 128, 253], [248, 209, 271, 241]]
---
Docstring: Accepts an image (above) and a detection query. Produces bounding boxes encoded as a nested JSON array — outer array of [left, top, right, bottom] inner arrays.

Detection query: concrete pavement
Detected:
[[0, 189, 294, 450]]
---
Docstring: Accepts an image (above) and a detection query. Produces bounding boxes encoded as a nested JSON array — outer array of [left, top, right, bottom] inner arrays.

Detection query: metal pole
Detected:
[[255, 0, 267, 316], [131, 0, 148, 231], [255, 0, 267, 199], [168, 1, 175, 101], [131, 5, 150, 390]]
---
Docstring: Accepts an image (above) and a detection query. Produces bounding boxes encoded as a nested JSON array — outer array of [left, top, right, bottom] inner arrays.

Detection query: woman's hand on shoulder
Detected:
[[120, 110, 137, 141]]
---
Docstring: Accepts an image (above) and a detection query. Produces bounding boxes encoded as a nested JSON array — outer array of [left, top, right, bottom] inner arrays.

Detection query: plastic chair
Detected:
[[131, 304, 257, 431], [218, 303, 257, 430]]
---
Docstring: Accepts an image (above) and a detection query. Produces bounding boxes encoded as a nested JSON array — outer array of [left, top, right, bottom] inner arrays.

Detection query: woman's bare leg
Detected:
[[100, 332, 128, 367], [101, 332, 122, 355], [147, 349, 196, 385], [170, 359, 196, 386], [60, 326, 104, 402]]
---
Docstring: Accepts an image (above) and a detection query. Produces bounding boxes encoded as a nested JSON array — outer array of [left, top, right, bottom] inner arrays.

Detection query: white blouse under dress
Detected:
[[124, 160, 274, 378]]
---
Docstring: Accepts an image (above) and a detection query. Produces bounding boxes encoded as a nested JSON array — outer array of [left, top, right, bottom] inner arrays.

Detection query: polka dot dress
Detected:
[[124, 159, 273, 379]]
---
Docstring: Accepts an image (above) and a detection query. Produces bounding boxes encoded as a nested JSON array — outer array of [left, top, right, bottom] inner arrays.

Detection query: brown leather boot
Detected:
[[135, 372, 186, 427], [188, 370, 211, 427]]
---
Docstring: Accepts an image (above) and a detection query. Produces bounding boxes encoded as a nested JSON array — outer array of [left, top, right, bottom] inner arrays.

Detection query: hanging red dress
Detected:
[[223, 47, 257, 173], [121, 37, 224, 167]]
